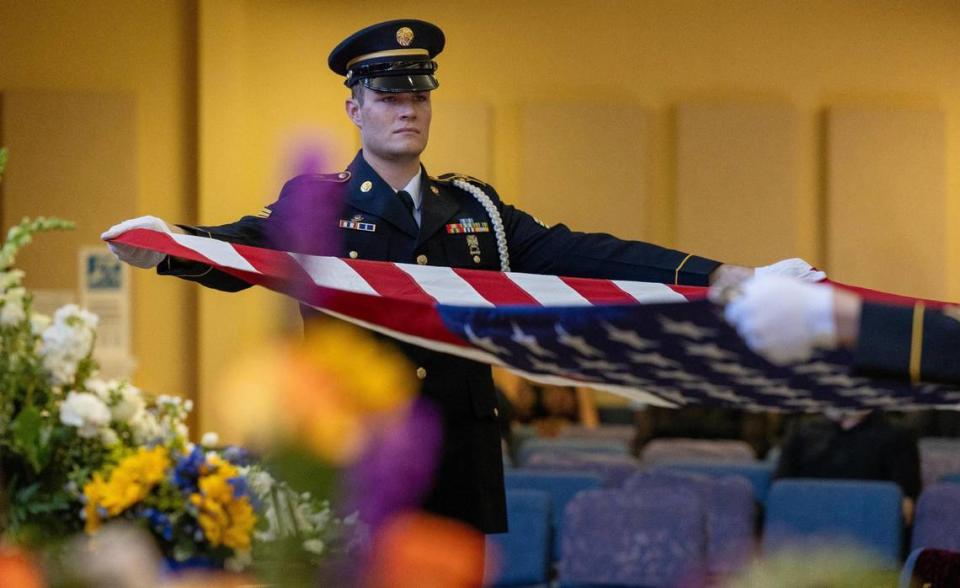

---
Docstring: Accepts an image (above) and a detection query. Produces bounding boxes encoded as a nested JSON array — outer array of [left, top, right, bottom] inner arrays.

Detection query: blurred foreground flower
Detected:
[[365, 511, 487, 588], [0, 547, 44, 588], [216, 320, 418, 464], [723, 542, 898, 587]]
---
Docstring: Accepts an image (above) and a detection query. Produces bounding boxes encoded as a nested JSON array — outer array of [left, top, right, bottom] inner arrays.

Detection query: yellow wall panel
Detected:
[[827, 107, 948, 299], [1, 91, 137, 289], [519, 103, 651, 239], [0, 0, 197, 407], [676, 102, 801, 266], [422, 99, 492, 180]]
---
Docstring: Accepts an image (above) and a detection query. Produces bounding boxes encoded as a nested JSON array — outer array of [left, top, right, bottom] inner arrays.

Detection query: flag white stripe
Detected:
[[172, 234, 259, 273], [507, 273, 591, 306], [289, 254, 380, 296], [396, 265, 495, 307], [613, 280, 688, 303]]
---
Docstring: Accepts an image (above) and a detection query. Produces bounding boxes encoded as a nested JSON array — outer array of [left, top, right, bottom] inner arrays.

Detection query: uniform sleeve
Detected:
[[156, 214, 269, 292], [497, 198, 721, 285], [854, 302, 960, 385]]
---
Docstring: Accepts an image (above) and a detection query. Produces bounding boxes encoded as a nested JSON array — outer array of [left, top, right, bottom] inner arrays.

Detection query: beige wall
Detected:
[[2, 0, 959, 433], [0, 1, 198, 414]]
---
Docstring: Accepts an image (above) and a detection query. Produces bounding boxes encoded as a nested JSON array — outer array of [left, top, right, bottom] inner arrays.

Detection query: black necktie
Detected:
[[397, 190, 416, 219]]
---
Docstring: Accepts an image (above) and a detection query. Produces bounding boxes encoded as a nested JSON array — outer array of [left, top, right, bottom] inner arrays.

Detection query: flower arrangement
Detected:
[[0, 150, 346, 572], [0, 147, 488, 585]]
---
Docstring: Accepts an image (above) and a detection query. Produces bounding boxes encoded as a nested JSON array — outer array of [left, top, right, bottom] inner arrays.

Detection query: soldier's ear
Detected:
[[345, 99, 362, 128]]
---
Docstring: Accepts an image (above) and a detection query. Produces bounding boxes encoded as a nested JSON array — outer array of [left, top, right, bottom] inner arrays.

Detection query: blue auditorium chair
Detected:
[[763, 479, 903, 566], [522, 450, 640, 488], [557, 487, 706, 587], [485, 489, 552, 587], [625, 470, 755, 576], [505, 469, 604, 561], [911, 483, 960, 553], [517, 437, 631, 466], [651, 459, 775, 504]]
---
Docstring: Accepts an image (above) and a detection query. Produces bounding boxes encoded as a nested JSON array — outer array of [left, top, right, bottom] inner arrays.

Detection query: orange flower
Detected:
[[366, 511, 487, 588], [0, 548, 44, 588]]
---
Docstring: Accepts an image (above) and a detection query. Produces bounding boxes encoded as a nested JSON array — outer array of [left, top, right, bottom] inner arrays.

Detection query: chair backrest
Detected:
[[558, 424, 636, 444], [485, 489, 552, 587], [652, 459, 775, 504], [524, 451, 640, 487], [763, 479, 903, 566], [640, 438, 756, 465], [557, 487, 706, 587], [911, 483, 960, 552], [517, 437, 630, 466], [505, 469, 604, 561], [919, 438, 960, 490], [625, 470, 755, 576]]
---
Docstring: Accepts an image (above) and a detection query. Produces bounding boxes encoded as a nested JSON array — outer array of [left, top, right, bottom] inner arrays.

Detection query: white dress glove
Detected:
[[755, 258, 826, 282], [724, 275, 837, 365], [100, 215, 172, 269]]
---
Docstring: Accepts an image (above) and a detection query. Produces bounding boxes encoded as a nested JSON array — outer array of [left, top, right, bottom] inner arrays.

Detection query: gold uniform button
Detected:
[[361, 180, 373, 193], [430, 185, 440, 195], [416, 254, 428, 265], [473, 255, 482, 264], [416, 367, 427, 380], [348, 250, 359, 259], [493, 407, 500, 417]]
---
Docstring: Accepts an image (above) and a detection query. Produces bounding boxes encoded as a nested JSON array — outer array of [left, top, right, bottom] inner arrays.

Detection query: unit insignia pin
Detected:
[[396, 27, 415, 47]]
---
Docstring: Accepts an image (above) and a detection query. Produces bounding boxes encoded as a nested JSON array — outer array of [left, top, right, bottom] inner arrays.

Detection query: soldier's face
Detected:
[[346, 87, 432, 161]]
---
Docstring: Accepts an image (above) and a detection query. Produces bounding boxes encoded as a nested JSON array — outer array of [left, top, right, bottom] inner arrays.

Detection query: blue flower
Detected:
[[172, 446, 205, 493], [141, 507, 174, 542], [222, 445, 256, 466]]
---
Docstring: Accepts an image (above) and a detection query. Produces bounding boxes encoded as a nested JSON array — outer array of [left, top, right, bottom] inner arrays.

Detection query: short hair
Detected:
[[350, 84, 365, 106]]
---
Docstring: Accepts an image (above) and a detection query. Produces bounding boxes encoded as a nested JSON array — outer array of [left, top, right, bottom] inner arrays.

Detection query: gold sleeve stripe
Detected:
[[674, 254, 694, 285], [909, 302, 926, 384]]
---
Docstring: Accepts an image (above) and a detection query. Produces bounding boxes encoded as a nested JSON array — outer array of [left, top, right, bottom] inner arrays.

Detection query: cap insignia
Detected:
[[396, 27, 415, 47]]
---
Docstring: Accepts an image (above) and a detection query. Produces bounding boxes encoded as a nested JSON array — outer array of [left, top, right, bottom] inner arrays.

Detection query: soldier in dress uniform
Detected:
[[102, 19, 822, 534]]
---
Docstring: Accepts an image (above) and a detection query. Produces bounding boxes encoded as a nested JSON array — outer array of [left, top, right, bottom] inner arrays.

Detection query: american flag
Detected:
[[113, 229, 960, 411]]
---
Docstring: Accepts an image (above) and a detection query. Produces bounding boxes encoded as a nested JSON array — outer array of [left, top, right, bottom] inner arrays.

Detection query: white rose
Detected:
[[302, 539, 325, 555], [201, 432, 219, 448], [111, 384, 145, 423], [130, 410, 162, 444], [60, 391, 111, 438]]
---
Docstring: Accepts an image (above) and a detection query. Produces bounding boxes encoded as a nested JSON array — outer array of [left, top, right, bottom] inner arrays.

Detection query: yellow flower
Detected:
[[217, 322, 417, 464], [82, 473, 108, 534], [191, 455, 256, 551], [83, 446, 170, 532]]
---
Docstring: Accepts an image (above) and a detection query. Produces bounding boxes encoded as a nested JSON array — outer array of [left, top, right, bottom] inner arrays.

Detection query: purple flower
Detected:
[[344, 398, 443, 530]]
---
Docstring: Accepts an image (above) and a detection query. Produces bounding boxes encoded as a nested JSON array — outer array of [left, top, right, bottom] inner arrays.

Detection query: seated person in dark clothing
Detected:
[[775, 409, 921, 523]]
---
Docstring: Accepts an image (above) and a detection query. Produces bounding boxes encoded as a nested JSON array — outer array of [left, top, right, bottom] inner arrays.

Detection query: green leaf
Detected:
[[11, 406, 44, 472]]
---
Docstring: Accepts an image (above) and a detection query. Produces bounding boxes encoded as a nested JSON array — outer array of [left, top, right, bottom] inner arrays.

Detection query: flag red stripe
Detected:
[[561, 276, 639, 304], [343, 258, 436, 303], [452, 267, 541, 305]]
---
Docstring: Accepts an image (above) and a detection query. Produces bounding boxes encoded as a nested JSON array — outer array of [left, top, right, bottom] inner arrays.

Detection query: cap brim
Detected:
[[363, 74, 439, 92]]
